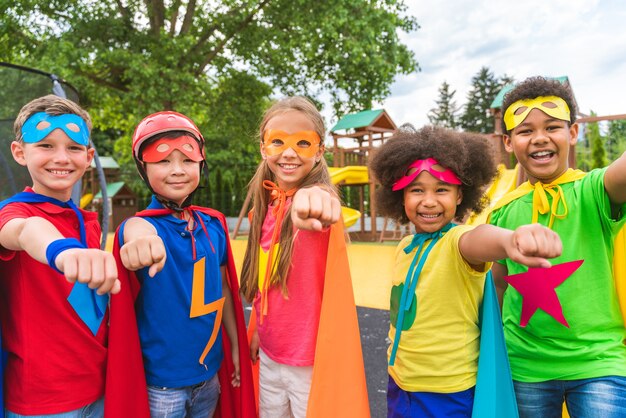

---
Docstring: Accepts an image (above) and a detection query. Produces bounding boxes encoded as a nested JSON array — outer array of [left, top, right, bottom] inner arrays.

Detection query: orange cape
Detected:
[[248, 221, 370, 417]]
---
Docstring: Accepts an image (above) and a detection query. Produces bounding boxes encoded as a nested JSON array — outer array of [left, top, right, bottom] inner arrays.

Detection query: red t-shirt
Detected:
[[0, 188, 107, 415], [254, 201, 330, 366]]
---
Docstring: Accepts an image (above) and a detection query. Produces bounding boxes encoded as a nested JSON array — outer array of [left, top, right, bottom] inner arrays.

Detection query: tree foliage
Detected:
[[1, 0, 418, 212], [428, 81, 459, 129], [587, 113, 607, 169], [460, 67, 512, 134], [607, 119, 626, 162]]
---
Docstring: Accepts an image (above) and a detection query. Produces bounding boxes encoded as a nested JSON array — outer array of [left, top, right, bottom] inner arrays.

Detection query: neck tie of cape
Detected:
[[491, 169, 585, 229], [136, 205, 216, 260], [0, 192, 108, 335], [389, 223, 455, 366], [259, 181, 297, 322], [531, 181, 569, 229]]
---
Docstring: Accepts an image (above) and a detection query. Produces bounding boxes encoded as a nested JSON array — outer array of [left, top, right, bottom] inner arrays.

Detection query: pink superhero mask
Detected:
[[141, 135, 204, 163], [392, 158, 462, 191]]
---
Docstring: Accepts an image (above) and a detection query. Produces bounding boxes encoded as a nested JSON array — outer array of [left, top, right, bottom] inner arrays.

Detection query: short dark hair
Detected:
[[502, 76, 577, 134], [370, 125, 497, 224]]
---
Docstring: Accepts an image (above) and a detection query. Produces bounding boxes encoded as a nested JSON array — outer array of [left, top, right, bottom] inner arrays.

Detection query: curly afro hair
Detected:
[[370, 125, 497, 225], [502, 76, 577, 134]]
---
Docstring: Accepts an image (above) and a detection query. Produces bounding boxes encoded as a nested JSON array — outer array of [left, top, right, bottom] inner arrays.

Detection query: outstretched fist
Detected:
[[291, 185, 341, 231], [55, 248, 121, 295], [120, 234, 167, 278], [507, 223, 563, 268]]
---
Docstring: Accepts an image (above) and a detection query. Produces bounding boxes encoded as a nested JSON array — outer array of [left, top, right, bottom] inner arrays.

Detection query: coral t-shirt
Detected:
[[253, 201, 330, 366], [0, 189, 107, 415]]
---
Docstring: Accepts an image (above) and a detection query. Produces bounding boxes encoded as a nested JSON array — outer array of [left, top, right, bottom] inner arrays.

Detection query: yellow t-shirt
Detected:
[[388, 224, 489, 393]]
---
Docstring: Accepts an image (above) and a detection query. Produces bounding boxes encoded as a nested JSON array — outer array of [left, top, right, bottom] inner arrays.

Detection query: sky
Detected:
[[324, 0, 626, 131]]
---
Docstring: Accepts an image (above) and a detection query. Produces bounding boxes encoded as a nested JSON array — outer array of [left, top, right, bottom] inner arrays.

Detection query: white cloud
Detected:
[[325, 0, 626, 130]]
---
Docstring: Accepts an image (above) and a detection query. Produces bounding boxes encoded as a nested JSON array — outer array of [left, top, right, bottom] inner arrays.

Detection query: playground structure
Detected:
[[329, 109, 397, 240]]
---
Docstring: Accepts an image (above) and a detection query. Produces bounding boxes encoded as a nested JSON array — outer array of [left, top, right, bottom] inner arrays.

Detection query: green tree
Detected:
[[460, 67, 511, 134], [428, 81, 459, 129], [1, 0, 417, 212], [587, 112, 607, 169], [607, 119, 626, 162]]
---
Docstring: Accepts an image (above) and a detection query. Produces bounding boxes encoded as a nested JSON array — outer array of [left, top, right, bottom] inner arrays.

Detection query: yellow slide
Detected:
[[80, 193, 93, 209], [466, 164, 519, 226], [328, 166, 368, 228]]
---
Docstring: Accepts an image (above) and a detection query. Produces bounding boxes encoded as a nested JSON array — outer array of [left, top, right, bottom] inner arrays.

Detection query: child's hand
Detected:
[[120, 235, 167, 277], [291, 186, 341, 231], [55, 248, 121, 295], [231, 344, 241, 387], [507, 224, 562, 268], [250, 329, 260, 365]]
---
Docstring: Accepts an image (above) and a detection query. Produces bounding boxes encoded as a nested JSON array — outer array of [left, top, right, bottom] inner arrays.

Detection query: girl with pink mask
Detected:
[[370, 125, 562, 417]]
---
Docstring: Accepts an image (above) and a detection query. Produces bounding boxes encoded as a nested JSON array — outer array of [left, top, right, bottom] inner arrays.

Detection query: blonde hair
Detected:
[[14, 95, 92, 144], [240, 97, 335, 302]]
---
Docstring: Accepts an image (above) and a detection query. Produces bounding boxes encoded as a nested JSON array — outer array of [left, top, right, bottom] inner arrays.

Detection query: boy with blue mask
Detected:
[[0, 95, 149, 417]]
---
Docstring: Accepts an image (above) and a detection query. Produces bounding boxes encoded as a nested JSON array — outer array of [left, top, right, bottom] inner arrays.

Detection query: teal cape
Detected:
[[472, 271, 519, 417]]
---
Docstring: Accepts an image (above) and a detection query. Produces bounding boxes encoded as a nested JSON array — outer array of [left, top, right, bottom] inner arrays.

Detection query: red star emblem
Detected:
[[503, 260, 584, 328]]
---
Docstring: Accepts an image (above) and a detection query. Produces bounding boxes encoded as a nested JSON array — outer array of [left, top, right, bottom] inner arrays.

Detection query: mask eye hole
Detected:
[[36, 121, 51, 130], [156, 143, 170, 153], [182, 143, 194, 152], [297, 140, 312, 148], [514, 106, 528, 115], [542, 101, 557, 109], [66, 122, 80, 133], [271, 139, 284, 146], [430, 163, 446, 173]]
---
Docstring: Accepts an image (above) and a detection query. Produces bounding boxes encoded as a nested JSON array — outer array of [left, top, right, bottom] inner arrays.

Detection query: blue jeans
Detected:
[[147, 374, 220, 418], [5, 397, 103, 418], [387, 376, 474, 417], [514, 376, 626, 418]]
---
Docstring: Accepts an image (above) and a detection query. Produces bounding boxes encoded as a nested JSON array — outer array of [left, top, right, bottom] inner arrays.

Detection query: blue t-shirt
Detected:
[[123, 197, 227, 387]]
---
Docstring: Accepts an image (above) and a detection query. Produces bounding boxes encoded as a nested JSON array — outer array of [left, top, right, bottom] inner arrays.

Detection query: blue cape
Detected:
[[472, 271, 519, 417]]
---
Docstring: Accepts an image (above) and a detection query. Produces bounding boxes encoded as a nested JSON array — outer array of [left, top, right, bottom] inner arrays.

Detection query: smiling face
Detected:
[[403, 170, 462, 234], [144, 148, 201, 206], [11, 129, 94, 201], [504, 108, 578, 184], [260, 110, 324, 190]]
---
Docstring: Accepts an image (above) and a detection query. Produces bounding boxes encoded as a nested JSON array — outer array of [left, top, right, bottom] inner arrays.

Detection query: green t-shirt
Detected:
[[490, 168, 626, 382]]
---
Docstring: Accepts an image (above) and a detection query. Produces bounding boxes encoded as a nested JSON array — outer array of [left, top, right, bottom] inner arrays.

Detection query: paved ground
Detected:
[[244, 305, 390, 417], [357, 306, 389, 418]]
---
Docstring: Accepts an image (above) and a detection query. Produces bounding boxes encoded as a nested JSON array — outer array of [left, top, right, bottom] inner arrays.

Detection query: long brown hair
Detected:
[[240, 97, 335, 302]]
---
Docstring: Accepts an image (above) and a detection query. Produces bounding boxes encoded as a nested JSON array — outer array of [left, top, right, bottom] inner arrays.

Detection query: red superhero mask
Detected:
[[141, 135, 204, 163]]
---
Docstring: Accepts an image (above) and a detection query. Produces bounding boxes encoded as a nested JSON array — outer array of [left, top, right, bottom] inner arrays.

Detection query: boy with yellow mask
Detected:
[[490, 76, 626, 417]]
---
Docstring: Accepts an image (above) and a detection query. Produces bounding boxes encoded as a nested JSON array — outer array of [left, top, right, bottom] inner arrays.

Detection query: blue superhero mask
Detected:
[[21, 112, 90, 146]]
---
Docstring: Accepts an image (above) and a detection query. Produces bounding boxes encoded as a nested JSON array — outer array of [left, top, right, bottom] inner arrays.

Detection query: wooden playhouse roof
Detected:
[[331, 109, 396, 133]]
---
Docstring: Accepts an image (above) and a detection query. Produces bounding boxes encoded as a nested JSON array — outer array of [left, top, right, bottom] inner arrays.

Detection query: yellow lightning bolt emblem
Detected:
[[190, 257, 225, 365]]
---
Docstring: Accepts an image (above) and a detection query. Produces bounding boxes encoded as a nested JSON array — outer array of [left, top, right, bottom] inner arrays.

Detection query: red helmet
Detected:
[[132, 111, 205, 161]]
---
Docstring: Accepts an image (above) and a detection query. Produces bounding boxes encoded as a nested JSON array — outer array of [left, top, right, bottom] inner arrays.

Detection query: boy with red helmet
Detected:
[[115, 111, 255, 417]]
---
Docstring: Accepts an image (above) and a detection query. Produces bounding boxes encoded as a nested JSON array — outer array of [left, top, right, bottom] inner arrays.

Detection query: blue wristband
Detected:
[[45, 238, 85, 274]]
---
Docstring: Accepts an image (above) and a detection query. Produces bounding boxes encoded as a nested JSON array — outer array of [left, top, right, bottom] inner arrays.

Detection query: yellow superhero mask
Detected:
[[503, 96, 571, 131], [263, 129, 321, 158]]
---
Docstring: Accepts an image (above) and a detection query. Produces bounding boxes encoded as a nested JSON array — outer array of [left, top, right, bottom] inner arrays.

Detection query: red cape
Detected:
[[114, 206, 256, 418]]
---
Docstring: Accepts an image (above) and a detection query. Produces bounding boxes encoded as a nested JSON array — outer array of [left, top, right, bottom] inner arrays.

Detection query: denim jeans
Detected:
[[514, 376, 626, 418], [5, 397, 103, 418], [387, 376, 474, 418], [147, 374, 220, 418]]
